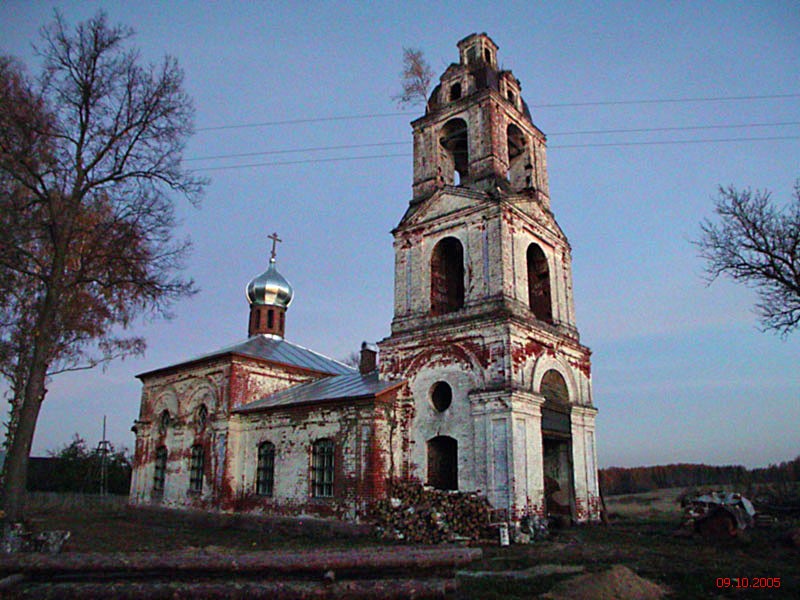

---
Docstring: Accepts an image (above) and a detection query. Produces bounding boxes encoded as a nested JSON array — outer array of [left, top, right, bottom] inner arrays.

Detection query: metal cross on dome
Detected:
[[268, 232, 282, 260]]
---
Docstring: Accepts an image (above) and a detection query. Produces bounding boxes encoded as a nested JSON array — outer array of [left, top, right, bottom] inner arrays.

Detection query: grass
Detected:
[[15, 490, 800, 598]]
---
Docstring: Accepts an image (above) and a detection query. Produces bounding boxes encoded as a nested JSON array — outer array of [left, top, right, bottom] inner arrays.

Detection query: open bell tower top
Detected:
[[411, 33, 550, 206]]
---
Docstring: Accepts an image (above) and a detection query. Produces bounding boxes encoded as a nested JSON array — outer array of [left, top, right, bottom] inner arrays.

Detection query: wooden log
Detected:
[[0, 546, 481, 578], [3, 577, 457, 600]]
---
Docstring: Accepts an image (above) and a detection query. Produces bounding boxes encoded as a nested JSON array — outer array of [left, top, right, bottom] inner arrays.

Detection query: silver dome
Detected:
[[246, 258, 293, 308]]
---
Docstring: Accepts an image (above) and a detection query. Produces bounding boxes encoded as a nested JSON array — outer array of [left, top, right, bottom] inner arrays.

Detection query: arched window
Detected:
[[527, 243, 552, 322], [427, 436, 458, 490], [507, 123, 528, 189], [153, 446, 167, 492], [257, 441, 275, 497], [311, 439, 335, 498], [189, 444, 204, 492], [158, 410, 171, 435], [196, 404, 208, 431], [430, 237, 465, 315], [267, 309, 274, 329], [450, 82, 462, 101], [440, 118, 469, 185]]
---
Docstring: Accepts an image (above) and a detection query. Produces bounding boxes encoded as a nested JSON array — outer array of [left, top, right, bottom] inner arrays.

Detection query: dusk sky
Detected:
[[2, 1, 798, 468]]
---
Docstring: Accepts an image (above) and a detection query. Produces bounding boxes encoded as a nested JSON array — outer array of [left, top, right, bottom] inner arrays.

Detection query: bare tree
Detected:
[[393, 47, 434, 108], [0, 12, 205, 523], [695, 181, 800, 336]]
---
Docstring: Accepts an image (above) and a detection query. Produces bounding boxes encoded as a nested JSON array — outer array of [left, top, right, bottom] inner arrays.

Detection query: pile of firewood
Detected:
[[370, 481, 493, 544]]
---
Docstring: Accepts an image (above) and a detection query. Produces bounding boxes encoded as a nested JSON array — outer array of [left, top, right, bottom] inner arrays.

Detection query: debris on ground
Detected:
[[1, 523, 70, 554], [370, 481, 494, 544], [680, 490, 755, 538], [540, 564, 668, 600]]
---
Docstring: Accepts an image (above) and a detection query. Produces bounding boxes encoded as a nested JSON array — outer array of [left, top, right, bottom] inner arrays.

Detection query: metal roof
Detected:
[[138, 335, 355, 378], [235, 371, 404, 414]]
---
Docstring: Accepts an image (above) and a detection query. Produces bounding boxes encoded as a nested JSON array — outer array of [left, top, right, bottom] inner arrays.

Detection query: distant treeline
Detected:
[[600, 456, 800, 496]]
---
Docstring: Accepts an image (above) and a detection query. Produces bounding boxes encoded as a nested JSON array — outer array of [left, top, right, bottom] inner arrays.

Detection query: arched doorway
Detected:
[[539, 369, 574, 521]]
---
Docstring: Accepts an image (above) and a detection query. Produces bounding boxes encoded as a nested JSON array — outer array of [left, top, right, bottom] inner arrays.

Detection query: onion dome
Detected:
[[246, 257, 293, 308]]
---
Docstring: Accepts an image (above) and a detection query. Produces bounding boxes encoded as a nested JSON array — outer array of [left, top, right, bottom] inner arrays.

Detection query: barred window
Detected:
[[189, 444, 204, 492], [256, 441, 275, 497], [311, 439, 334, 498], [153, 446, 167, 492]]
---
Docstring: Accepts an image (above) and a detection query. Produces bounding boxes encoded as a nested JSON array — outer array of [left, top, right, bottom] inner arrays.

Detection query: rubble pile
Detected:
[[370, 482, 494, 544]]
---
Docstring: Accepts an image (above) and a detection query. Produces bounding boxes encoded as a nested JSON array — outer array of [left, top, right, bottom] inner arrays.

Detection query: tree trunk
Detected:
[[1, 255, 61, 523], [1, 359, 48, 523]]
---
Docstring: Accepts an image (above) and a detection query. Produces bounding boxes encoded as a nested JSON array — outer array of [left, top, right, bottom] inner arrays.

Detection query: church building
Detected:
[[129, 33, 601, 524]]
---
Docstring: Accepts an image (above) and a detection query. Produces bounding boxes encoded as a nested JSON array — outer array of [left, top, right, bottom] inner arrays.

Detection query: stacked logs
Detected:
[[370, 481, 494, 544]]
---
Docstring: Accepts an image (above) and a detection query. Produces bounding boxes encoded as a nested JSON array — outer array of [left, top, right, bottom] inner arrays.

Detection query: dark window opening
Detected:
[[197, 404, 208, 430], [189, 444, 204, 492], [450, 82, 462, 101], [467, 46, 477, 64], [158, 410, 170, 435], [311, 439, 334, 498], [427, 436, 458, 490], [430, 237, 465, 315], [257, 441, 275, 497], [506, 123, 527, 186], [431, 381, 453, 412], [267, 309, 274, 329], [440, 118, 469, 185], [527, 243, 552, 322], [153, 446, 167, 492], [484, 48, 491, 63], [507, 90, 516, 105]]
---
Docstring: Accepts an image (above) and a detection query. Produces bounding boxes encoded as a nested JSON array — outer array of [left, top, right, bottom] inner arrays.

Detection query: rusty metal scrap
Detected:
[[681, 491, 756, 538]]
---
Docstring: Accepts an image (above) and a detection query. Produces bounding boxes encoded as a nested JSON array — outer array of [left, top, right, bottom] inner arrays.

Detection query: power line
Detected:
[[194, 93, 800, 133], [531, 93, 800, 109], [551, 134, 800, 149], [189, 135, 799, 172], [193, 153, 411, 172], [550, 121, 800, 137], [186, 141, 408, 162], [196, 112, 410, 132], [187, 120, 800, 164]]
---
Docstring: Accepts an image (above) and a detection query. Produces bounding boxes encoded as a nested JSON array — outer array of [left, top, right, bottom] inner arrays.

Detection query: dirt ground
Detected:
[[15, 492, 800, 599]]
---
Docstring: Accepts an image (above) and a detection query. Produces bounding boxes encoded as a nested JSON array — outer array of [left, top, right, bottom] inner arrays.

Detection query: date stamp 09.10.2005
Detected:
[[715, 577, 781, 590]]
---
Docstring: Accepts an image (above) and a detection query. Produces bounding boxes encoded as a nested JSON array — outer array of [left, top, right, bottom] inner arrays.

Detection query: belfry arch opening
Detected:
[[427, 436, 458, 490], [527, 243, 552, 322], [541, 369, 569, 406], [507, 123, 529, 189], [430, 237, 465, 315], [439, 118, 469, 185]]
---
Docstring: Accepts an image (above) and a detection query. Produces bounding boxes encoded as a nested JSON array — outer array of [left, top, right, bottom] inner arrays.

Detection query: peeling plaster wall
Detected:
[[130, 355, 337, 511]]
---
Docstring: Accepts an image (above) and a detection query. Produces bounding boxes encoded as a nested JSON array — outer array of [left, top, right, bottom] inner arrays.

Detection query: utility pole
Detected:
[[97, 416, 111, 497]]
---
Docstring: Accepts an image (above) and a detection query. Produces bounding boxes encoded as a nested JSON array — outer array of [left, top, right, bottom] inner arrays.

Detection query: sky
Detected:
[[1, 1, 798, 469]]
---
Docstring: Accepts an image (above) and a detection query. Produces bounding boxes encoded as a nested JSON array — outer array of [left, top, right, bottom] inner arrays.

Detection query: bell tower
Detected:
[[411, 33, 550, 206], [379, 34, 600, 523]]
